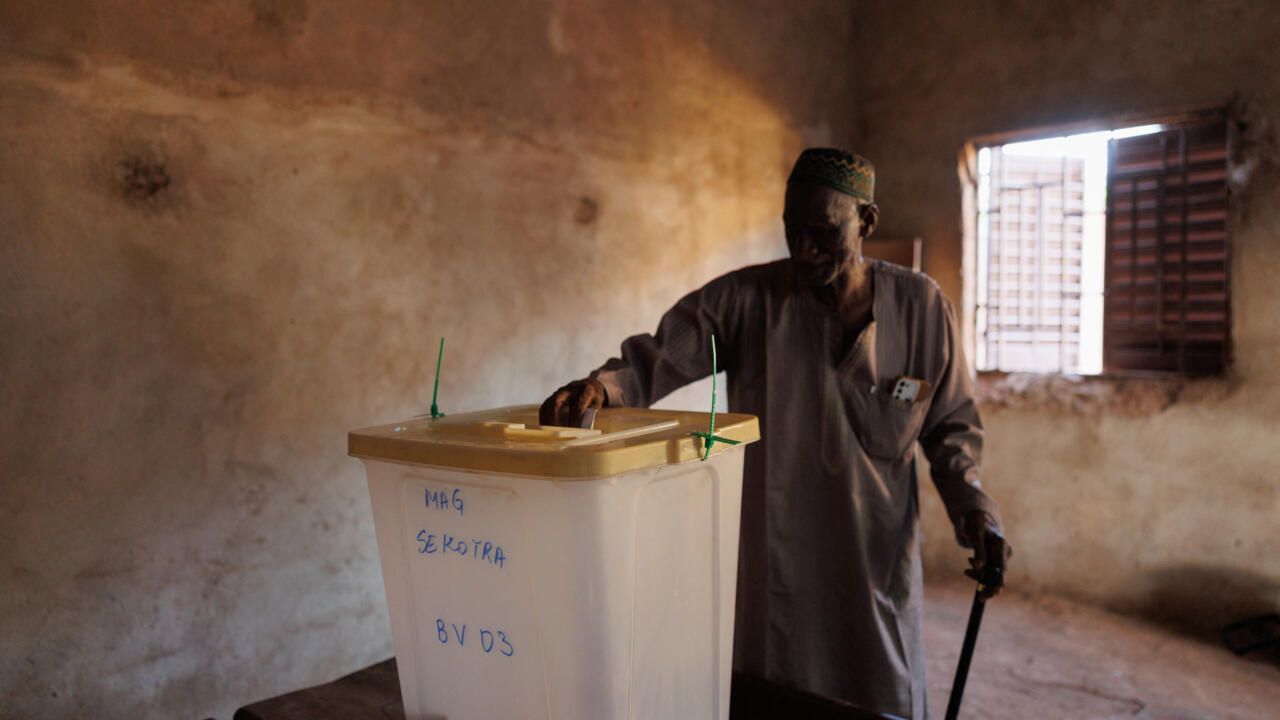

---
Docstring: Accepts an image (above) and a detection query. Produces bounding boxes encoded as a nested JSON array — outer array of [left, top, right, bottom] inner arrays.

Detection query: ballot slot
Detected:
[[383, 407, 697, 452], [559, 420, 681, 447]]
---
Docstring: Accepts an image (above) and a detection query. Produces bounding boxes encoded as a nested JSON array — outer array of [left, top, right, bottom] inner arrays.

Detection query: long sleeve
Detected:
[[919, 297, 1001, 547], [591, 272, 742, 409]]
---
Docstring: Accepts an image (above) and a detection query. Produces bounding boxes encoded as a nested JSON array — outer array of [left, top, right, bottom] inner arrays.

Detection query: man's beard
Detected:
[[794, 255, 845, 287]]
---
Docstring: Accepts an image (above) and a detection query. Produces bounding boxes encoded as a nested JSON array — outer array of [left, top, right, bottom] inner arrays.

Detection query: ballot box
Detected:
[[349, 405, 760, 720]]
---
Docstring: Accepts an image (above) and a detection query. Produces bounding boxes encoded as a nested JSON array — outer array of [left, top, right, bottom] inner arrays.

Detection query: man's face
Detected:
[[783, 182, 870, 287]]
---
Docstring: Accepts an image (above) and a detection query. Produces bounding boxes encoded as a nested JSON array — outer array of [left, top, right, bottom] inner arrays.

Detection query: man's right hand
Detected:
[[539, 378, 608, 427], [962, 510, 1011, 601]]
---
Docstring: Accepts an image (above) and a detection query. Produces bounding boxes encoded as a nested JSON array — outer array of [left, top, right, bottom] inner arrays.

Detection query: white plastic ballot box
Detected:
[[348, 405, 760, 720]]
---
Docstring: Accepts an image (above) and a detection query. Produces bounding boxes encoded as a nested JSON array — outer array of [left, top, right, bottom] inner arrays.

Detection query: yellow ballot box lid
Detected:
[[348, 405, 760, 479]]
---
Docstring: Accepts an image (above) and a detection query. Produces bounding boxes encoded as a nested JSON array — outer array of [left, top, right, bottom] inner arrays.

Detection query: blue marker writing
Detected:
[[434, 618, 514, 658], [424, 487, 465, 517], [416, 530, 505, 569], [416, 530, 439, 555]]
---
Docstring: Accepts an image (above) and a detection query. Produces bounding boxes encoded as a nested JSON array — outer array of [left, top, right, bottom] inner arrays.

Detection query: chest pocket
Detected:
[[851, 388, 931, 461]]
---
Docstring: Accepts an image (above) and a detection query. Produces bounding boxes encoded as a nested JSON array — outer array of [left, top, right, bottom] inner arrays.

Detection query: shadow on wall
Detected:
[[1134, 563, 1278, 654]]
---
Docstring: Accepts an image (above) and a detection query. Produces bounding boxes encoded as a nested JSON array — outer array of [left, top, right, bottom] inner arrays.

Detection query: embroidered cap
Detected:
[[787, 147, 875, 203]]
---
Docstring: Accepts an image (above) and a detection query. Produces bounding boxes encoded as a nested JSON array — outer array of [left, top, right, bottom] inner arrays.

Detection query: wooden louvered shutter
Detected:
[[1103, 118, 1231, 375]]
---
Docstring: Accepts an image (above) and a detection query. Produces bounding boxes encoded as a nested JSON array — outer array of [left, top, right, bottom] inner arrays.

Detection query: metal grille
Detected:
[[1104, 119, 1231, 375], [977, 152, 1087, 372]]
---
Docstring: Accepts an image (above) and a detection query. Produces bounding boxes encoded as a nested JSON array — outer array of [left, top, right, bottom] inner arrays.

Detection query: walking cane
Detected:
[[943, 560, 1003, 720]]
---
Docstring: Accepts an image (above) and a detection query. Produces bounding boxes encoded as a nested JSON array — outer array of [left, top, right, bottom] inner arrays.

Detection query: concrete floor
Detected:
[[923, 580, 1280, 719]]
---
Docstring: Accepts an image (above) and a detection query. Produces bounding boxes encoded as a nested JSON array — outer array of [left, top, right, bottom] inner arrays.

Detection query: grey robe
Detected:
[[593, 259, 999, 719]]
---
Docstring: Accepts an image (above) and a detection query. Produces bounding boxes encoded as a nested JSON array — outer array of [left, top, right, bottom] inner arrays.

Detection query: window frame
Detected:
[[960, 108, 1233, 379]]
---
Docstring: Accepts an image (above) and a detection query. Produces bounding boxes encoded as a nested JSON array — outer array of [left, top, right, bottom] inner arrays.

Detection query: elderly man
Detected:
[[540, 148, 1009, 720]]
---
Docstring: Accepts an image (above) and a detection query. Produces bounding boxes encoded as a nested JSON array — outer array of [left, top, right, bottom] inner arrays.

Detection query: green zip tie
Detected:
[[430, 337, 446, 419], [691, 334, 741, 460]]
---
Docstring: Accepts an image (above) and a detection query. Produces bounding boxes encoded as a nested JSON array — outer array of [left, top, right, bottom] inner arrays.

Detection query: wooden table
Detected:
[[234, 660, 403, 720], [234, 660, 880, 720]]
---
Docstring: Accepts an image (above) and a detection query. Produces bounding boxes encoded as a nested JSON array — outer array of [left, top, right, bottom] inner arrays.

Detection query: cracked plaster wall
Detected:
[[0, 2, 857, 717]]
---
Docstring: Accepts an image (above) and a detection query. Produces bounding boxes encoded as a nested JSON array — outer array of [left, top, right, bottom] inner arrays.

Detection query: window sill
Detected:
[[974, 370, 1233, 415]]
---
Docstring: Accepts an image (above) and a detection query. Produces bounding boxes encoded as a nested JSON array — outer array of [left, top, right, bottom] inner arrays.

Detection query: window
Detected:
[[972, 114, 1230, 376]]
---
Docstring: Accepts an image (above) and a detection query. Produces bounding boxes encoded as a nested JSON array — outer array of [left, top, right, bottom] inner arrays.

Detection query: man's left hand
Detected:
[[962, 510, 1011, 601]]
